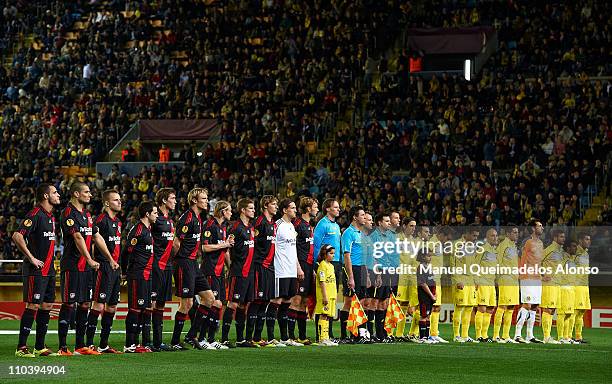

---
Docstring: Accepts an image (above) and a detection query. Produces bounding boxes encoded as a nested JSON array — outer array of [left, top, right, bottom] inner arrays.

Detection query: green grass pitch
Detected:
[[1, 321, 611, 383]]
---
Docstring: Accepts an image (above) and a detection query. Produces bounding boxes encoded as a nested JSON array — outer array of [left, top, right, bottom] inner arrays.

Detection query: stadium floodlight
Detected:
[[464, 59, 472, 81]]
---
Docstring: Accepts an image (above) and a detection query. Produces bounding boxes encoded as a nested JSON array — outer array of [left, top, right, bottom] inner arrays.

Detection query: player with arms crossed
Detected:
[[13, 184, 61, 357], [121, 202, 158, 353], [150, 188, 177, 351], [87, 189, 123, 354]]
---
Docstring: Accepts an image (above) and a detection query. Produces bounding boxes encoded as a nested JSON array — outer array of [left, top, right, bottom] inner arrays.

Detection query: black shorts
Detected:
[[254, 264, 275, 301], [228, 274, 255, 304], [23, 275, 56, 304], [389, 273, 399, 296], [92, 263, 121, 305], [206, 275, 226, 302], [152, 267, 174, 305], [342, 265, 368, 299], [275, 277, 298, 299], [173, 259, 210, 298], [127, 277, 152, 309], [373, 273, 393, 300], [331, 261, 342, 290], [296, 261, 314, 296], [61, 270, 92, 303], [418, 287, 435, 318]]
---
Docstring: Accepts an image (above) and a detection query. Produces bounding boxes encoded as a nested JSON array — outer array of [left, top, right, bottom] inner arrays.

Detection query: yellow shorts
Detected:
[[454, 285, 476, 306], [498, 285, 520, 306], [396, 284, 409, 303], [407, 284, 419, 307], [476, 285, 496, 307], [433, 282, 442, 306], [574, 286, 591, 310], [541, 285, 560, 309], [558, 287, 575, 315], [315, 298, 336, 317]]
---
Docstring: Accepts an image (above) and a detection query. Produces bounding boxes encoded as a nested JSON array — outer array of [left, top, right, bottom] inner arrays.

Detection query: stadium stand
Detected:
[[0, 0, 611, 275]]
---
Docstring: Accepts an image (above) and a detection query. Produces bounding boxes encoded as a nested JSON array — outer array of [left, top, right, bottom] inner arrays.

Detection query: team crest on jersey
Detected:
[[70, 292, 76, 299], [131, 238, 138, 245], [254, 229, 259, 236], [138, 299, 145, 305], [204, 231, 211, 237], [24, 219, 32, 227], [182, 225, 189, 233], [299, 287, 305, 293], [258, 291, 263, 297], [99, 293, 106, 299], [34, 293, 41, 300], [66, 219, 74, 226], [234, 293, 240, 299], [182, 288, 189, 293]]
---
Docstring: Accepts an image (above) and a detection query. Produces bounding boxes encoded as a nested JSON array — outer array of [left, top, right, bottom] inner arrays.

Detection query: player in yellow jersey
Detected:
[[558, 241, 579, 344], [428, 226, 452, 343], [541, 229, 565, 344], [315, 245, 339, 347], [405, 225, 431, 342], [451, 226, 479, 343], [570, 233, 591, 344], [493, 226, 520, 343], [394, 217, 418, 340], [475, 228, 498, 342]]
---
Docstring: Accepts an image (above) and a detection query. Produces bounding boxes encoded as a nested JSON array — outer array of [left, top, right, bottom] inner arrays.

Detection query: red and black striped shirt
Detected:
[[293, 217, 314, 265], [17, 206, 56, 277], [61, 203, 96, 272], [94, 212, 122, 264], [254, 215, 276, 270], [229, 220, 255, 278], [151, 213, 174, 271], [122, 222, 154, 280], [174, 209, 202, 260], [202, 218, 228, 277]]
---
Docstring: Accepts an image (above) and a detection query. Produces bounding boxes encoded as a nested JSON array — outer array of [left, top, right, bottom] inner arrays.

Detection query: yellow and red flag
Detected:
[[346, 294, 368, 336], [384, 293, 406, 333]]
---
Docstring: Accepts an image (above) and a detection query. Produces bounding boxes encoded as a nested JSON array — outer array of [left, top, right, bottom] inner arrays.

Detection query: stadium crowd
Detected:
[[0, 1, 610, 266]]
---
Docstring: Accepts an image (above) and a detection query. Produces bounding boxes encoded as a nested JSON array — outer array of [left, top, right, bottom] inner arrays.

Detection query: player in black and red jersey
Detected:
[[222, 198, 256, 348], [121, 201, 158, 353], [58, 182, 112, 356], [250, 195, 278, 346], [86, 189, 123, 354], [13, 184, 61, 358], [198, 200, 234, 349], [150, 188, 176, 351], [170, 188, 215, 350], [288, 196, 319, 345]]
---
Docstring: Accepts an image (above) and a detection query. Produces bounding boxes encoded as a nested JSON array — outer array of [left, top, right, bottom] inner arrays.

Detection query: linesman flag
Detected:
[[384, 293, 406, 333], [346, 294, 368, 336]]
